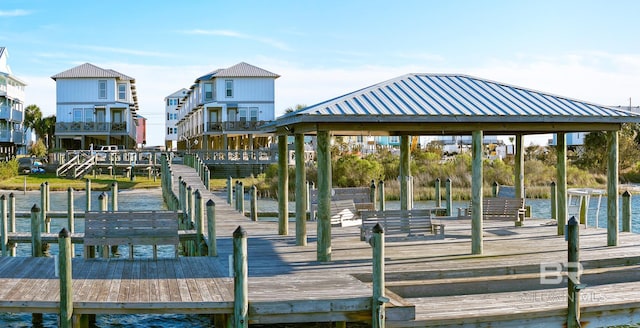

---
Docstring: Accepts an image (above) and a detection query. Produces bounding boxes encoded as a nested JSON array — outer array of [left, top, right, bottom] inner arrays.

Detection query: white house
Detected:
[[164, 88, 187, 151], [174, 62, 279, 151], [51, 63, 139, 150], [0, 47, 27, 157]]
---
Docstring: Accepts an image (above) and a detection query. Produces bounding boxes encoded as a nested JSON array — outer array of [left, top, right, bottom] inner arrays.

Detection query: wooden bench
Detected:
[[310, 187, 375, 217], [84, 211, 180, 259], [458, 197, 526, 225], [360, 209, 445, 241]]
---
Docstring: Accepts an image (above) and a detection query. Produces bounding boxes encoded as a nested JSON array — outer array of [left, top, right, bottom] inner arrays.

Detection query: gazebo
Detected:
[[270, 73, 640, 262]]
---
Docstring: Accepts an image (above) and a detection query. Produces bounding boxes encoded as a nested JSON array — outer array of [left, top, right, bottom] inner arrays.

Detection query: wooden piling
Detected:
[[45, 181, 50, 212], [370, 180, 377, 211], [607, 131, 619, 246], [67, 188, 74, 233], [295, 133, 307, 246], [567, 216, 581, 328], [250, 185, 258, 222], [434, 178, 441, 208], [111, 181, 118, 212], [238, 181, 245, 215], [30, 204, 42, 257], [492, 181, 499, 197], [372, 223, 386, 328], [195, 190, 204, 256], [233, 226, 248, 328], [8, 193, 15, 256], [58, 228, 73, 328], [378, 180, 385, 211], [86, 178, 91, 211], [472, 130, 483, 255], [622, 191, 632, 232], [550, 182, 557, 222], [277, 134, 289, 236], [445, 178, 452, 216], [0, 195, 6, 256], [227, 176, 233, 205], [207, 199, 217, 257]]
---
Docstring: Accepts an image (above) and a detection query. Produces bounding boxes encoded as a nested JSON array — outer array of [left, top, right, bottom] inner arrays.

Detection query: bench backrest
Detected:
[[310, 187, 372, 205], [360, 209, 435, 236], [482, 198, 524, 216], [84, 211, 180, 249]]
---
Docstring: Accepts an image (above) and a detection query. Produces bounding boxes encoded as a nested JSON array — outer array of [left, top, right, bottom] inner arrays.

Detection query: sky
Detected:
[[1, 0, 640, 147]]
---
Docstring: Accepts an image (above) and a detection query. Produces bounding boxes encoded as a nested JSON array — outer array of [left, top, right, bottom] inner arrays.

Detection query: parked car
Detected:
[[18, 157, 46, 174]]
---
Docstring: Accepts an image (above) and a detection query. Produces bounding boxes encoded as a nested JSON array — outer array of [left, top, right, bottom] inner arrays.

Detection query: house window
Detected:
[[225, 80, 233, 97], [249, 108, 258, 121], [204, 83, 213, 101], [118, 83, 126, 100], [73, 109, 82, 122], [84, 108, 94, 122], [98, 80, 107, 99]]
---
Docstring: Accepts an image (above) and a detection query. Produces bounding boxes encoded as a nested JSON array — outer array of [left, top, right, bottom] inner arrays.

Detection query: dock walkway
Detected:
[[2, 163, 640, 326]]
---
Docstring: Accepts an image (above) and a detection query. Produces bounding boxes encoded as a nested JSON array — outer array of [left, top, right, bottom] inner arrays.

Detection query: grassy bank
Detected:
[[0, 173, 161, 191]]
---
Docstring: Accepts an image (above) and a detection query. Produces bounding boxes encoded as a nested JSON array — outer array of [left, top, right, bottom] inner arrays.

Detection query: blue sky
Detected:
[[1, 0, 640, 146]]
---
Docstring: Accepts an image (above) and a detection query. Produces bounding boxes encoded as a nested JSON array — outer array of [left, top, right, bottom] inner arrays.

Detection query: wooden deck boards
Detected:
[[2, 164, 640, 325]]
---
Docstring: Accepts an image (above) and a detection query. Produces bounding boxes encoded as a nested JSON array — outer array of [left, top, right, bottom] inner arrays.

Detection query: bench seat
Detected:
[[458, 197, 526, 226], [360, 209, 445, 242]]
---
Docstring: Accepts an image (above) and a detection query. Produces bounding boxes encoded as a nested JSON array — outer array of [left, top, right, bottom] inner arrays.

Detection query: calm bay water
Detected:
[[1, 188, 639, 327]]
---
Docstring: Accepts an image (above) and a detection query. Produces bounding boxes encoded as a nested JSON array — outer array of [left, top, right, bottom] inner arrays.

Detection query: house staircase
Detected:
[[56, 153, 97, 178]]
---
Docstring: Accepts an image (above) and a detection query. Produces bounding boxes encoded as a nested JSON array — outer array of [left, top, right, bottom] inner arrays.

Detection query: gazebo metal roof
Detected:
[[273, 73, 640, 135]]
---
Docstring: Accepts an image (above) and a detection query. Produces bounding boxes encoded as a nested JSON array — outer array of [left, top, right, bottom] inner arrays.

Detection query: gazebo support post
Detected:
[[557, 132, 568, 236], [400, 135, 410, 211], [277, 134, 289, 235], [515, 134, 525, 200], [607, 131, 619, 246], [471, 130, 483, 255], [295, 133, 307, 246], [317, 130, 332, 262]]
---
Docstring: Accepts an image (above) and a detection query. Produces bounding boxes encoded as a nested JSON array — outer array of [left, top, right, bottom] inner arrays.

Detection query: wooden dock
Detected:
[[2, 162, 640, 326]]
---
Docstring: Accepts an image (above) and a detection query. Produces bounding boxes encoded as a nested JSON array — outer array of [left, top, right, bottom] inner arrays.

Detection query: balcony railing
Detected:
[[206, 120, 268, 133], [0, 106, 23, 122], [56, 122, 128, 134], [0, 129, 23, 143]]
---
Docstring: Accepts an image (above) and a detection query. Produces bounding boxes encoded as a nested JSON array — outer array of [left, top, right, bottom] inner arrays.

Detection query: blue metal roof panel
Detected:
[[288, 73, 640, 123]]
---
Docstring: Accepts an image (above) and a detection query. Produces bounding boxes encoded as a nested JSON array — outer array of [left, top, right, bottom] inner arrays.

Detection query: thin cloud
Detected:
[[68, 44, 174, 58], [183, 29, 292, 51], [0, 9, 31, 17]]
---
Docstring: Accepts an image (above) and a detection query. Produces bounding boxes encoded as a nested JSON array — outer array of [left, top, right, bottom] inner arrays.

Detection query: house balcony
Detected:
[[56, 122, 129, 135], [0, 129, 24, 144], [206, 120, 268, 133], [0, 106, 23, 122]]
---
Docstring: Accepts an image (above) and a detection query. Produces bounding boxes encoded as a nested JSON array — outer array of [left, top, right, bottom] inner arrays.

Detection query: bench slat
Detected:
[[84, 211, 181, 259]]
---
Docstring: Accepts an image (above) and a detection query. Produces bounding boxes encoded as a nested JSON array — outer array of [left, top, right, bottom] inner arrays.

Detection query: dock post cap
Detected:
[[58, 228, 69, 238], [233, 226, 247, 238], [31, 204, 40, 212], [373, 223, 385, 234], [0, 195, 5, 201], [568, 216, 578, 225], [206, 199, 215, 206]]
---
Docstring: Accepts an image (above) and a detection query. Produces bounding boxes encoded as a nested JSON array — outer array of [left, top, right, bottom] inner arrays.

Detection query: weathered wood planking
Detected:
[[84, 211, 180, 259]]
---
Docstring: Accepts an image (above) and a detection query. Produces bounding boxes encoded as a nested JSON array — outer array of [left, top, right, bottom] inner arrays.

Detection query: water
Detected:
[[1, 189, 639, 327], [0, 188, 213, 328]]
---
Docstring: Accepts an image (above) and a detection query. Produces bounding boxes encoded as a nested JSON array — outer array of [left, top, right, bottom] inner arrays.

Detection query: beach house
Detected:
[[51, 63, 140, 150], [164, 88, 187, 151], [0, 47, 27, 158], [173, 62, 279, 152]]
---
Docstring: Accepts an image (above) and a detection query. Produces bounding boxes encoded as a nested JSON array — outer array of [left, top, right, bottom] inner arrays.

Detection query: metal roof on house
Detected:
[[213, 62, 280, 78], [0, 47, 5, 58], [51, 63, 135, 81], [274, 73, 640, 135]]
